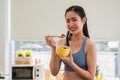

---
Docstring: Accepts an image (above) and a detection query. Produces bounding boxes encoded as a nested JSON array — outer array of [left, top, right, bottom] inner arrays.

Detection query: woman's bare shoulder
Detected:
[[86, 38, 95, 46], [86, 38, 96, 53]]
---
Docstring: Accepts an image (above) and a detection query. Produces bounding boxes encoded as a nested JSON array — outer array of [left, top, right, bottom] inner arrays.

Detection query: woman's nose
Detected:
[[68, 21, 74, 27]]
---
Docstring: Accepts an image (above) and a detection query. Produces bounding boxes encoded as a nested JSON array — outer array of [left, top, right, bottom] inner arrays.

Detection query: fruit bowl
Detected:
[[56, 45, 70, 57]]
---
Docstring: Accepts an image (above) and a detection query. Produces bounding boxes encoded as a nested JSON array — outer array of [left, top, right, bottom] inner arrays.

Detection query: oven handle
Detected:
[[33, 66, 36, 80]]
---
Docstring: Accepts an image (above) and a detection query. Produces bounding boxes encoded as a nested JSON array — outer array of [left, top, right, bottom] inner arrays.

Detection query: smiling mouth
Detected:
[[69, 27, 77, 32]]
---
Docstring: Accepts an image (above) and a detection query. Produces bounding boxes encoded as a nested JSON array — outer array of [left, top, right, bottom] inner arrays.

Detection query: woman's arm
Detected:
[[45, 35, 63, 76], [49, 47, 62, 76]]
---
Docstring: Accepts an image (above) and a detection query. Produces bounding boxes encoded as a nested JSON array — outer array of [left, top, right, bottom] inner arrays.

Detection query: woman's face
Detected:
[[65, 11, 85, 35]]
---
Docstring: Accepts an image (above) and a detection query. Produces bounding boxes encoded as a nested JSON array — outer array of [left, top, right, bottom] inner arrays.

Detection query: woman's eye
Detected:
[[66, 20, 70, 23], [73, 19, 77, 21]]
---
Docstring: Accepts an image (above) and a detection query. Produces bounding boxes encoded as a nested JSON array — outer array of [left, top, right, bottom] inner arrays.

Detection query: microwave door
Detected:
[[12, 67, 33, 79]]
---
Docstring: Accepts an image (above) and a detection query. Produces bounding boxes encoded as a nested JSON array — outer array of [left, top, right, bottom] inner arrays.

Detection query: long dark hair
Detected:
[[65, 5, 90, 46]]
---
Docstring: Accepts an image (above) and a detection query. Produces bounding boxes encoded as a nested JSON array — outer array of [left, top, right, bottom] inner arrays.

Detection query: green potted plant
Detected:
[[95, 65, 99, 80], [24, 50, 33, 64], [95, 65, 99, 76], [15, 50, 24, 64], [17, 50, 24, 57], [25, 50, 32, 57]]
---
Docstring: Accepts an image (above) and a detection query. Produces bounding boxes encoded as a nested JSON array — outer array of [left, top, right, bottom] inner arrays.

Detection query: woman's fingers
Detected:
[[45, 35, 56, 48], [45, 35, 52, 43]]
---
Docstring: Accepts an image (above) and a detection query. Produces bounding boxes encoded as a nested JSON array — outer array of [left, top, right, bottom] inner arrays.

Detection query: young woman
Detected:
[[45, 5, 97, 80]]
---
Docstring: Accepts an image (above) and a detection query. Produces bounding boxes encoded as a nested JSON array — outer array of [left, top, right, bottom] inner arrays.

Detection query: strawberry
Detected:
[[63, 46, 67, 49], [61, 34, 65, 38]]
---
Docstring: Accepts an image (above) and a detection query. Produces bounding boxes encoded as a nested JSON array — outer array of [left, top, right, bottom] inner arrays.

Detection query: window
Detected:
[[95, 41, 119, 80], [11, 40, 120, 80]]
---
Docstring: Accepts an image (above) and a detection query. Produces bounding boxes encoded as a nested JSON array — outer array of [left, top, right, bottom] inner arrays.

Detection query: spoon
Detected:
[[52, 34, 65, 38]]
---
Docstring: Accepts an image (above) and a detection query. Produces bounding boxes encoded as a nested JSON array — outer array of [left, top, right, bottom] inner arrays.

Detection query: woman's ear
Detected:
[[82, 17, 87, 24]]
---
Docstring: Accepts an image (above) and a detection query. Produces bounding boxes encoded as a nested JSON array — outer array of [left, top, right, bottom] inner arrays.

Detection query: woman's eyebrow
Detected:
[[71, 17, 77, 20], [66, 17, 76, 21]]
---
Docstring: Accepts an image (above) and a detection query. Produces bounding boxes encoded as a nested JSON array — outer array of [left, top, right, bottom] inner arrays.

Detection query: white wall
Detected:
[[11, 0, 120, 40], [0, 0, 10, 77], [0, 0, 5, 72]]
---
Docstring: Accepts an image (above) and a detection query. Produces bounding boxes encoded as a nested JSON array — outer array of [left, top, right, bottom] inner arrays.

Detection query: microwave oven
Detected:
[[12, 64, 44, 80]]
